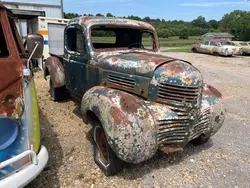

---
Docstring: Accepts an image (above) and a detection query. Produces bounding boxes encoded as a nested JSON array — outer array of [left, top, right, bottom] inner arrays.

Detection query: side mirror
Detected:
[[26, 34, 44, 60]]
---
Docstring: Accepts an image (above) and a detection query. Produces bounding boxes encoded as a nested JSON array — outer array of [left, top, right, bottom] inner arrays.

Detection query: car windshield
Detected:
[[91, 26, 156, 51], [239, 42, 248, 46], [220, 42, 231, 46]]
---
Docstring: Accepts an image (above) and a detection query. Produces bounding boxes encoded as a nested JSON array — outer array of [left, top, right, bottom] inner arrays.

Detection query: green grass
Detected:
[[158, 36, 201, 47], [91, 36, 201, 48]]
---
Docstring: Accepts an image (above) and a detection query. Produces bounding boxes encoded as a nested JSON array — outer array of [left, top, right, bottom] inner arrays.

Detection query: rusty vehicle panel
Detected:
[[45, 16, 225, 176], [0, 4, 48, 187], [192, 40, 242, 56]]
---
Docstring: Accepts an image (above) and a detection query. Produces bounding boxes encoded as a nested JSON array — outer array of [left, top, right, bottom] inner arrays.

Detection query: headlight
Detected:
[[0, 117, 18, 150]]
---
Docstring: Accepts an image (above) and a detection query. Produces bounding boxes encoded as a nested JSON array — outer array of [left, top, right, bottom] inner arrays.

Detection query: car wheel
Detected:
[[92, 122, 125, 176], [213, 52, 219, 56], [191, 134, 210, 146], [49, 80, 68, 101], [192, 48, 197, 53]]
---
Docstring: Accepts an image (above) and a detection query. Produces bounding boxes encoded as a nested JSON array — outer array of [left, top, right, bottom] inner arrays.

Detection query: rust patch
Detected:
[[119, 93, 141, 113], [204, 84, 222, 97], [110, 106, 130, 125]]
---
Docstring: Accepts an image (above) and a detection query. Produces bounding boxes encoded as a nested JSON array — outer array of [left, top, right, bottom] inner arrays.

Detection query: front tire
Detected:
[[49, 80, 68, 101], [92, 122, 125, 176], [192, 48, 197, 53], [191, 134, 210, 146]]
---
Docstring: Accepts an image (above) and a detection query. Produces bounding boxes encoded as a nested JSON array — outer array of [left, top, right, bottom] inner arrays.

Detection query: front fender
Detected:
[[81, 86, 158, 163], [202, 84, 225, 136], [45, 56, 65, 88]]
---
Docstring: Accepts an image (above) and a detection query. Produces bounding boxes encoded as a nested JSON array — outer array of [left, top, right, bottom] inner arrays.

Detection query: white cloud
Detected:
[[180, 1, 250, 7]]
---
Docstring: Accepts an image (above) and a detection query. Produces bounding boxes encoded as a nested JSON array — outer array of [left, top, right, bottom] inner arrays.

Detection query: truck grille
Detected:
[[190, 108, 211, 139], [157, 115, 189, 144], [107, 74, 135, 89], [156, 82, 200, 105]]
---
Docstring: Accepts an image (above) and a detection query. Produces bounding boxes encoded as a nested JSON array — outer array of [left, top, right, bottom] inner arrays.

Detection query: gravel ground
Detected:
[[28, 53, 250, 188]]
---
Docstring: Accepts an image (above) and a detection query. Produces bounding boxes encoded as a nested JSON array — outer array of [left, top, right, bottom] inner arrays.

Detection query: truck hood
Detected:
[[98, 52, 181, 77]]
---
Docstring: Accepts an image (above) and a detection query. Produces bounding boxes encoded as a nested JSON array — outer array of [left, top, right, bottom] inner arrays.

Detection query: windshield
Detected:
[[91, 26, 157, 51], [239, 42, 248, 46], [220, 42, 232, 46]]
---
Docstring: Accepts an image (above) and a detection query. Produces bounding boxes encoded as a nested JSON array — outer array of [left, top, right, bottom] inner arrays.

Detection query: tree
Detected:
[[191, 16, 209, 28], [221, 10, 250, 40], [143, 17, 151, 23], [208, 19, 220, 29], [96, 13, 104, 17], [179, 27, 189, 39], [106, 13, 113, 17], [64, 12, 81, 19]]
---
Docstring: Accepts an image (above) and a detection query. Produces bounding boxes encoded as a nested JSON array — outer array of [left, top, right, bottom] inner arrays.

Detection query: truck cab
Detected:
[[45, 17, 225, 176], [0, 4, 48, 187]]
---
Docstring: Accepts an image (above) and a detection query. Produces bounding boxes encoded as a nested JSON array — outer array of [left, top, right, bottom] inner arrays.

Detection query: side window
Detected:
[[66, 28, 85, 53], [210, 42, 217, 46], [204, 41, 209, 45], [8, 18, 22, 53], [141, 32, 155, 50], [0, 17, 9, 57]]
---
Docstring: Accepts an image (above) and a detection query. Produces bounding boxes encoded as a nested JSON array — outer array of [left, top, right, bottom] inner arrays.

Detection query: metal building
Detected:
[[3, 1, 62, 18], [2, 1, 63, 41], [202, 33, 234, 42]]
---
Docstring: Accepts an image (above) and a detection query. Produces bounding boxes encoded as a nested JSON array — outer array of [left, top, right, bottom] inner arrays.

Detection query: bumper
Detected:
[[0, 146, 48, 188], [219, 50, 241, 56]]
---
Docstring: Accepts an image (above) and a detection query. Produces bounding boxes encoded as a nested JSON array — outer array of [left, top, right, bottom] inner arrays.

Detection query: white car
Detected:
[[192, 40, 242, 56], [230, 41, 250, 55]]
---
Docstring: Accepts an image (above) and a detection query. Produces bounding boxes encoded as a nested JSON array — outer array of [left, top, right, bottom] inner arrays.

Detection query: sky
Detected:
[[3, 0, 250, 21]]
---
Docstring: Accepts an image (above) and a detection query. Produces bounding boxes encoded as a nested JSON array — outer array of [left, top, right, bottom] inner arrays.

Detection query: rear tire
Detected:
[[49, 80, 68, 101], [92, 122, 125, 176], [191, 134, 210, 146], [192, 48, 197, 53], [213, 52, 219, 56]]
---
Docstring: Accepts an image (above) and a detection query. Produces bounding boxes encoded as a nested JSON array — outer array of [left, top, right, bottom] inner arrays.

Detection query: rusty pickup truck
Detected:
[[44, 17, 225, 176], [0, 3, 48, 187]]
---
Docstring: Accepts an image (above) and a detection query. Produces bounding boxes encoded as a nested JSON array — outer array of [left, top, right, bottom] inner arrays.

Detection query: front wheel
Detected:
[[92, 122, 125, 176], [192, 48, 197, 53], [191, 134, 210, 146], [49, 80, 68, 101]]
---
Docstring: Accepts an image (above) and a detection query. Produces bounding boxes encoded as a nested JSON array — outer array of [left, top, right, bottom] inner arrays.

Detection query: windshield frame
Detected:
[[89, 24, 159, 53]]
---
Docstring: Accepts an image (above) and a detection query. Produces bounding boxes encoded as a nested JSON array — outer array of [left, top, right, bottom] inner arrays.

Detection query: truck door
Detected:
[[64, 26, 87, 97]]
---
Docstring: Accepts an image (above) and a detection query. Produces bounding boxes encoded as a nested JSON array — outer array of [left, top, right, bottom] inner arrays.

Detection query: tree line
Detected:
[[64, 10, 250, 41]]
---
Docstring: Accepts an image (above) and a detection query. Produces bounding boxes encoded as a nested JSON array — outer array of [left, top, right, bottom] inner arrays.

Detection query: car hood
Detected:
[[242, 46, 250, 50], [97, 52, 184, 77]]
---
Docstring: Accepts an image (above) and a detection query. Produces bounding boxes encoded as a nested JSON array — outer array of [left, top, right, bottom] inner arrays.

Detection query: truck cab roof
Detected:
[[68, 16, 155, 31]]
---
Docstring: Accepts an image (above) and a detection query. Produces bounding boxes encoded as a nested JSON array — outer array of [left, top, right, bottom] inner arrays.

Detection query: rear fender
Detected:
[[45, 56, 65, 88], [81, 86, 158, 163]]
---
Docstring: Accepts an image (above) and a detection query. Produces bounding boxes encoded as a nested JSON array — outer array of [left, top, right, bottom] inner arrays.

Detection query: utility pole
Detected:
[[60, 0, 64, 18]]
